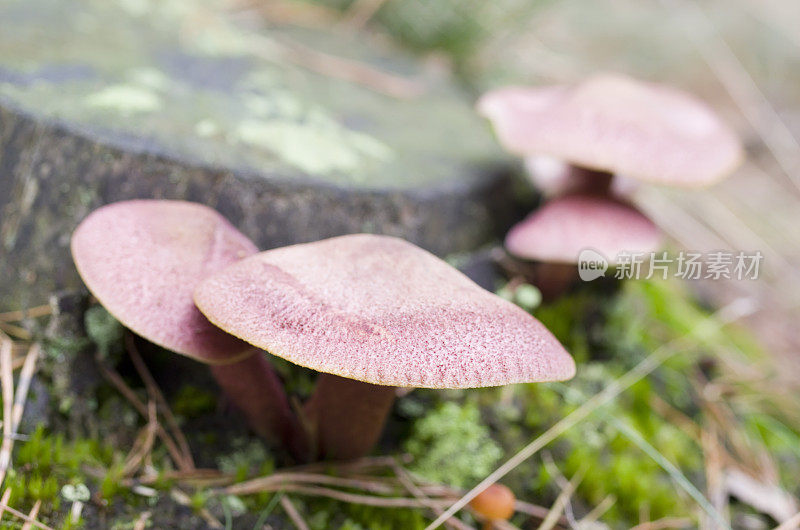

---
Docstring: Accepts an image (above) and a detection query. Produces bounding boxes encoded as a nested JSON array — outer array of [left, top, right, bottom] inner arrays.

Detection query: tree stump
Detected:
[[0, 0, 515, 310]]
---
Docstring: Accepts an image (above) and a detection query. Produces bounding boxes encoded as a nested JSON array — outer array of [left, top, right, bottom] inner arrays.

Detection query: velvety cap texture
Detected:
[[195, 234, 575, 388], [505, 194, 662, 264], [71, 200, 257, 364], [478, 74, 744, 187]]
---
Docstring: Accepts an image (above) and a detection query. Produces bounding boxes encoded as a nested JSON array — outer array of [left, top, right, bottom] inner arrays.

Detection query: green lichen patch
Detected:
[[0, 0, 499, 190]]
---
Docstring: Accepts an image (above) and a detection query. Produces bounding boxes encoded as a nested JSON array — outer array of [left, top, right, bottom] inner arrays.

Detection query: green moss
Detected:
[[405, 401, 502, 488], [5, 425, 118, 522], [84, 305, 124, 357], [171, 385, 217, 418]]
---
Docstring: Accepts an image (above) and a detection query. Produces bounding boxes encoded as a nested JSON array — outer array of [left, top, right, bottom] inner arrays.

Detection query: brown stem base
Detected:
[[304, 374, 396, 461], [564, 166, 613, 196], [534, 262, 578, 302], [210, 352, 304, 459]]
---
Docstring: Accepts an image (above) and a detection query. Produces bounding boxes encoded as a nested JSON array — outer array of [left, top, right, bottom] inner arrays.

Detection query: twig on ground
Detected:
[[231, 482, 453, 509], [122, 401, 159, 477], [280, 495, 310, 530], [125, 334, 195, 470], [95, 358, 190, 470], [132, 468, 233, 487], [0, 305, 51, 323], [20, 499, 41, 530], [0, 500, 53, 530], [225, 472, 399, 496], [0, 323, 32, 341], [391, 459, 475, 530], [0, 487, 11, 520]]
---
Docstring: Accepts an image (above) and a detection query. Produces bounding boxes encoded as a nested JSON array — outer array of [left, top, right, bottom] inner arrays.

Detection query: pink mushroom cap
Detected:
[[505, 194, 662, 264], [71, 200, 258, 364], [478, 73, 744, 187], [194, 234, 575, 388]]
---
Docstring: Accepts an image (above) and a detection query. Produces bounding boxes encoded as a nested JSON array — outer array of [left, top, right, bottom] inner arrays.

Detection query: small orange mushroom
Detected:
[[469, 483, 516, 529]]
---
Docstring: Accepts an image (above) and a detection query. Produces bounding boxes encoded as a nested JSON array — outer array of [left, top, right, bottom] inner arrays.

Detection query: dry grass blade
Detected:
[[578, 494, 616, 526], [701, 427, 728, 530], [280, 495, 310, 530], [0, 339, 14, 487], [0, 342, 40, 491], [133, 511, 151, 530], [0, 501, 53, 530], [0, 306, 51, 323], [20, 499, 41, 530], [95, 358, 190, 470], [133, 468, 233, 487], [613, 418, 729, 529], [537, 468, 583, 530], [238, 482, 452, 509], [288, 455, 407, 475], [170, 489, 222, 529], [126, 334, 194, 470], [0, 487, 11, 520], [0, 323, 32, 341], [391, 460, 475, 530], [12, 344, 39, 432], [631, 517, 694, 530], [425, 301, 753, 530], [122, 401, 159, 477], [660, 0, 800, 193], [225, 472, 398, 496]]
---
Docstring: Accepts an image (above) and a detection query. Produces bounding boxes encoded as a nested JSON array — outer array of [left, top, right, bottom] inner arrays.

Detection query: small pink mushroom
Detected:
[[504, 194, 662, 299], [195, 234, 575, 460], [71, 200, 300, 455]]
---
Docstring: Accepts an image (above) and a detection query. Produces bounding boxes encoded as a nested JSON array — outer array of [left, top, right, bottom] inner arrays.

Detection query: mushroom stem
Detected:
[[564, 166, 614, 196], [534, 262, 578, 302], [209, 351, 300, 455], [304, 374, 396, 461]]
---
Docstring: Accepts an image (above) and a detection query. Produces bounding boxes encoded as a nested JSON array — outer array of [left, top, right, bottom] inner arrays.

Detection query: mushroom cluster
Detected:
[[71, 201, 576, 462], [478, 73, 744, 298]]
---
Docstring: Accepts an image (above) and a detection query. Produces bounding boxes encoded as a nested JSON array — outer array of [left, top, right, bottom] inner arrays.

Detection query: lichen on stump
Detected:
[[0, 0, 514, 310]]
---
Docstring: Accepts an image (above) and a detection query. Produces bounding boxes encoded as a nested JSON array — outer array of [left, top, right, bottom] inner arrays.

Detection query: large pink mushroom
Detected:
[[504, 194, 662, 299], [71, 200, 299, 453], [478, 73, 743, 194], [195, 234, 575, 461]]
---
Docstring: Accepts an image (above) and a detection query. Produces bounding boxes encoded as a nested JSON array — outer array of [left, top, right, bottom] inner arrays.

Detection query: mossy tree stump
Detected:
[[0, 0, 515, 310]]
